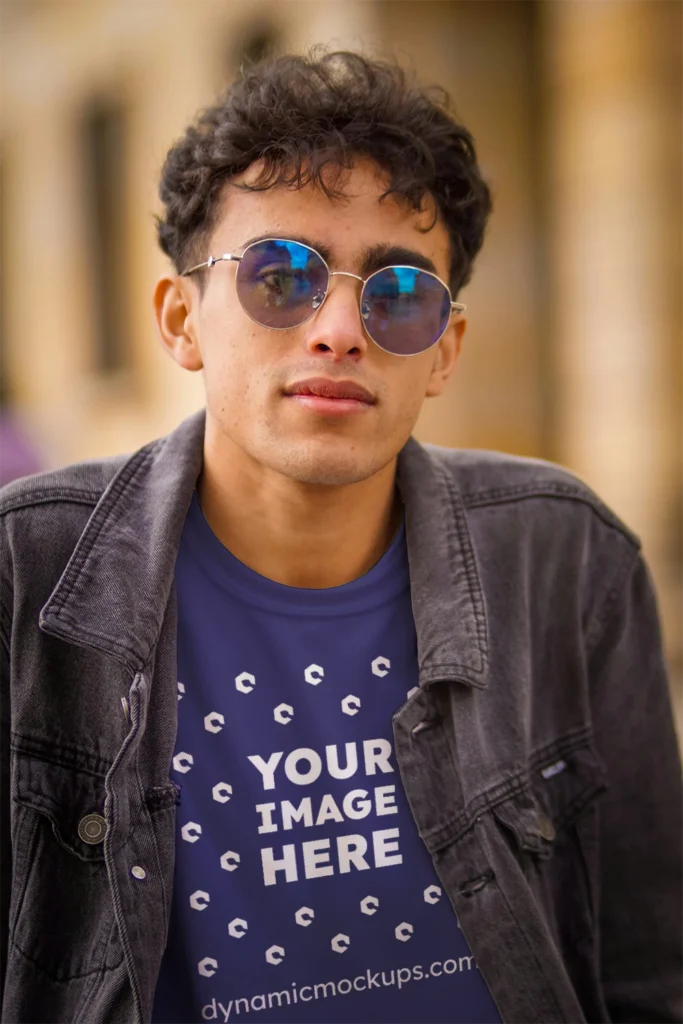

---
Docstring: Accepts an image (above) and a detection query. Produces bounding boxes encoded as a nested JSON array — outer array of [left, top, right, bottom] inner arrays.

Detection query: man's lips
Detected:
[[283, 377, 376, 404]]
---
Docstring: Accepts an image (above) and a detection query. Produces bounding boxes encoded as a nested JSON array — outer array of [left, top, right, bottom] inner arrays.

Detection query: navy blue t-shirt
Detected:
[[152, 494, 501, 1024]]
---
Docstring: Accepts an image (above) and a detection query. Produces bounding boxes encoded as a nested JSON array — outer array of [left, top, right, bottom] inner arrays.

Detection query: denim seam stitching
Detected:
[[36, 610, 145, 667], [424, 774, 532, 848], [103, 672, 146, 1023], [131, 699, 170, 930], [11, 736, 112, 777], [438, 461, 488, 670], [7, 808, 39, 941], [0, 490, 103, 517], [424, 726, 598, 848], [420, 663, 487, 681], [10, 932, 116, 982], [0, 596, 11, 650], [462, 485, 640, 546], [528, 724, 596, 771], [74, 915, 124, 1023], [584, 546, 641, 659]]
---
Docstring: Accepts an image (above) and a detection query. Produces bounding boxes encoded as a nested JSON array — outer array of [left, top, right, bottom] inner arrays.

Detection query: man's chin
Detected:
[[266, 440, 388, 488]]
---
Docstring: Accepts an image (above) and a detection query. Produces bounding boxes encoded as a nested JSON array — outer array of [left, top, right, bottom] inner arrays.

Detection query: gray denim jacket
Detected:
[[1, 409, 681, 1024]]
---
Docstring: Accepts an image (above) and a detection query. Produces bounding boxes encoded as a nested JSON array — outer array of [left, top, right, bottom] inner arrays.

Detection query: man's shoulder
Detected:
[[0, 455, 137, 632], [423, 442, 640, 548], [0, 454, 128, 517]]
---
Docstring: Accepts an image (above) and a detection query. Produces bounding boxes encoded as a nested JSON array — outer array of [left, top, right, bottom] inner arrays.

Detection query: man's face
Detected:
[[161, 159, 463, 487]]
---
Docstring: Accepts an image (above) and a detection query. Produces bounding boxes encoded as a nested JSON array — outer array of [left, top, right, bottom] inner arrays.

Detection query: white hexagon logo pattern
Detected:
[[331, 933, 350, 953], [228, 918, 248, 939], [235, 671, 256, 694], [424, 884, 442, 904], [212, 782, 233, 804], [360, 895, 379, 916], [198, 957, 218, 977], [173, 752, 194, 774], [372, 656, 391, 677], [295, 906, 314, 927], [341, 695, 361, 716], [181, 822, 202, 843], [304, 664, 324, 686], [265, 945, 285, 965], [274, 703, 294, 725], [204, 712, 225, 734], [395, 922, 414, 942], [189, 890, 210, 911], [177, 681, 185, 701], [220, 850, 240, 871]]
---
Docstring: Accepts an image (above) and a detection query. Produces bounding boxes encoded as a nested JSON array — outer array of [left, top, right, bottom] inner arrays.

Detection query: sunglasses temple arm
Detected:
[[451, 302, 466, 315], [181, 254, 242, 277]]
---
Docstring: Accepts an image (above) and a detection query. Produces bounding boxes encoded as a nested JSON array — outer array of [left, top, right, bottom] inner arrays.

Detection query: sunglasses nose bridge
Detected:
[[328, 270, 364, 284], [304, 269, 371, 357], [317, 269, 370, 328], [319, 270, 367, 321]]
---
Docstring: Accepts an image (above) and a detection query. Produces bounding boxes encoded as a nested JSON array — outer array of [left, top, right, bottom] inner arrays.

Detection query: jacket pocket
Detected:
[[10, 752, 125, 981], [493, 737, 607, 945]]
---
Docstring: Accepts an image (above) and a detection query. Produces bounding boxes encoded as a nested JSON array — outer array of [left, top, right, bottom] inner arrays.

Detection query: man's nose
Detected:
[[303, 275, 369, 361]]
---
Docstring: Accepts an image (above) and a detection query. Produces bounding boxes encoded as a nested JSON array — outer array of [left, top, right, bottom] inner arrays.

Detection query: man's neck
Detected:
[[197, 439, 402, 590]]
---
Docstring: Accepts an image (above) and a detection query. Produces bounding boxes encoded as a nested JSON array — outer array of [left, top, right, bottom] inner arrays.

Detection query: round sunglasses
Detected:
[[182, 238, 466, 357]]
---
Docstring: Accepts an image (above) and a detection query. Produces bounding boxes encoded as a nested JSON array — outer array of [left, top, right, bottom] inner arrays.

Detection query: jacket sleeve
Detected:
[[589, 551, 682, 1022]]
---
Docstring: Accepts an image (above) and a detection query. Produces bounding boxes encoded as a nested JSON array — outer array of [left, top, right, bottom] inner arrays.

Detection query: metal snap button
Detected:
[[131, 865, 147, 880], [78, 813, 107, 845], [538, 814, 556, 842]]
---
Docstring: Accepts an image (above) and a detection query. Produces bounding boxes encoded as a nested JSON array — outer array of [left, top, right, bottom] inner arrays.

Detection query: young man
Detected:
[[0, 51, 680, 1024]]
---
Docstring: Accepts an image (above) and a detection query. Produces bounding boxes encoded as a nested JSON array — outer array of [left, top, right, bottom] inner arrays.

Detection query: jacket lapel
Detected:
[[398, 438, 489, 689], [40, 409, 206, 670]]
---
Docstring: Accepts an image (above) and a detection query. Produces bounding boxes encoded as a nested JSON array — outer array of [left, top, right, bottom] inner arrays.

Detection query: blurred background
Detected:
[[0, 0, 681, 719]]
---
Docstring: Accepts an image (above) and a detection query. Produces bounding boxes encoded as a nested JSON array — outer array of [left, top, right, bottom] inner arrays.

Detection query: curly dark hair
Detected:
[[156, 50, 492, 295]]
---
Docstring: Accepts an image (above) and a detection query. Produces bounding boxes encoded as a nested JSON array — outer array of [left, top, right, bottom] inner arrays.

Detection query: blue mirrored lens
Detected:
[[362, 267, 451, 355], [236, 240, 328, 328]]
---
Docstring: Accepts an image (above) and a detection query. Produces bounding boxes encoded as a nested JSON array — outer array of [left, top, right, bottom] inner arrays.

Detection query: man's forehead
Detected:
[[213, 164, 450, 274]]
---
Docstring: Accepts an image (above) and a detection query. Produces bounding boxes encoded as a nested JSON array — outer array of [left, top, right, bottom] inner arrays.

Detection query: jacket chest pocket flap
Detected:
[[10, 751, 125, 981], [493, 740, 607, 859]]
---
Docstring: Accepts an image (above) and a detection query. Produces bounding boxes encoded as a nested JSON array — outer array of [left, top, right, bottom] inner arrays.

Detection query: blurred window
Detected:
[[82, 100, 128, 375]]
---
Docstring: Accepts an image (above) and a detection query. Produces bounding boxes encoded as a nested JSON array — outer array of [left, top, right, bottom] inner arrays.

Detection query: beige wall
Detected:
[[0, 0, 385, 458], [381, 0, 543, 457], [543, 0, 682, 672]]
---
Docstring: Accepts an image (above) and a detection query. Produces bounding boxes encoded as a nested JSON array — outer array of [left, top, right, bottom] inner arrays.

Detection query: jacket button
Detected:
[[78, 813, 107, 845], [538, 814, 556, 842]]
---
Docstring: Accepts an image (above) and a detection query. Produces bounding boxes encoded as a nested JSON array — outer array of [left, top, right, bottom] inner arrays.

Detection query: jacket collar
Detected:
[[40, 409, 489, 688], [398, 439, 488, 688]]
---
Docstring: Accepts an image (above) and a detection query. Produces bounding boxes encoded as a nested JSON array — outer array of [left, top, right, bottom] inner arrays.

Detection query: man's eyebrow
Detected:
[[238, 234, 334, 264], [359, 243, 438, 278], [237, 235, 440, 278]]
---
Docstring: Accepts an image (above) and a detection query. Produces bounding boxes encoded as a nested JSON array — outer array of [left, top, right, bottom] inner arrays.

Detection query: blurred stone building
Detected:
[[0, 0, 681, 692]]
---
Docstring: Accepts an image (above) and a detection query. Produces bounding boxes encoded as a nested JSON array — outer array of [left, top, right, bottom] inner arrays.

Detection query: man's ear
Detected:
[[425, 317, 466, 397], [153, 275, 204, 371]]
